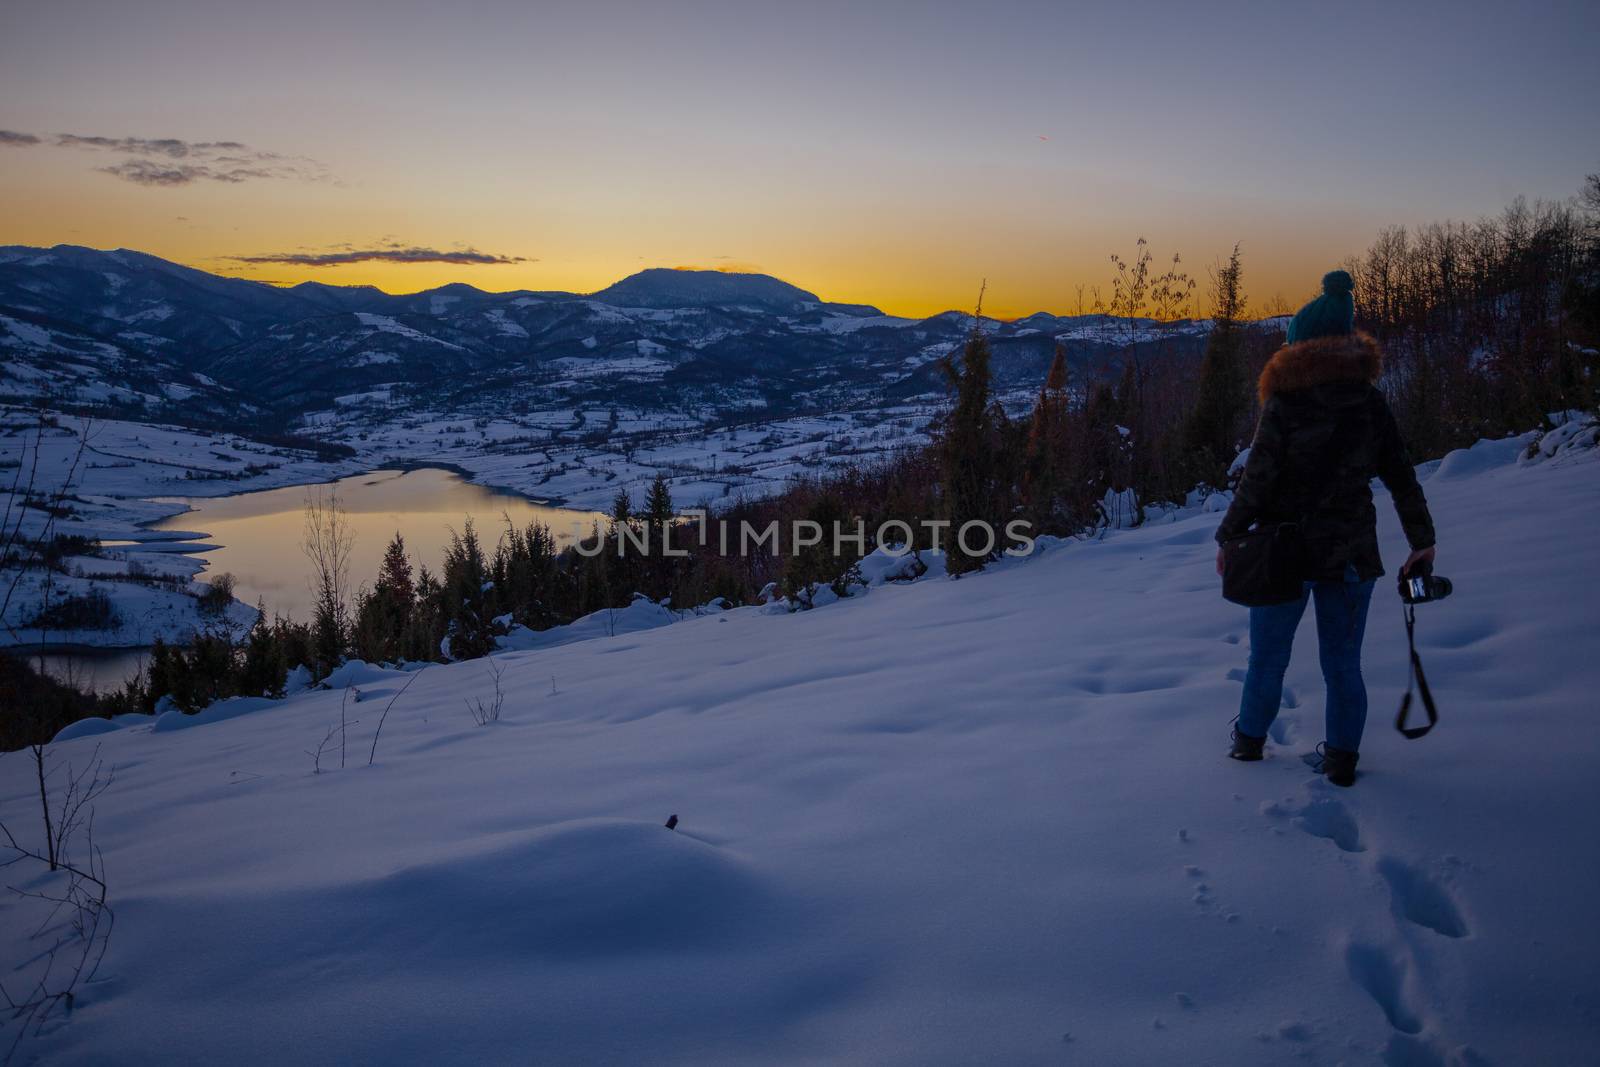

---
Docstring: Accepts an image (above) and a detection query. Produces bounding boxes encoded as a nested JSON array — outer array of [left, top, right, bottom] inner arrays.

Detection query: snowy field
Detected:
[[2, 429, 1597, 1064], [319, 401, 940, 512]]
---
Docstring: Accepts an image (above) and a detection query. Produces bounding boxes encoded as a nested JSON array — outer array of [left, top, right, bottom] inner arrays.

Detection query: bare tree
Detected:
[[27, 744, 114, 872], [1, 745, 115, 1061], [1, 416, 94, 649], [302, 487, 353, 677]]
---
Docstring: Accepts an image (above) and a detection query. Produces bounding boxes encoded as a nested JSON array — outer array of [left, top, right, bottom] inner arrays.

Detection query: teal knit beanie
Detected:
[[1287, 270, 1355, 344]]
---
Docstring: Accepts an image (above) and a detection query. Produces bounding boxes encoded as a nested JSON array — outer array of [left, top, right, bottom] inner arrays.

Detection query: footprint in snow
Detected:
[[1260, 794, 1365, 853], [1378, 856, 1470, 939], [1268, 716, 1297, 745], [1345, 941, 1423, 1035], [1292, 796, 1366, 853], [1380, 1032, 1492, 1067]]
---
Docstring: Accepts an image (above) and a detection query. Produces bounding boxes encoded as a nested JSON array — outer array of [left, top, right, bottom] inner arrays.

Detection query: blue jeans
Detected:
[[1238, 568, 1376, 752]]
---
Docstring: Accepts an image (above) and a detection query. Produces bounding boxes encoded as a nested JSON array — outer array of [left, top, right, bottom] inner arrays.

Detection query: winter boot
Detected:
[[1321, 745, 1359, 787], [1228, 719, 1266, 762], [1303, 743, 1360, 785]]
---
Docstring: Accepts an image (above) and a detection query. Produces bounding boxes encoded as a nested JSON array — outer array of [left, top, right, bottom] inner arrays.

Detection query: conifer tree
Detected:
[[642, 474, 675, 597], [781, 493, 857, 606], [145, 636, 175, 711], [939, 311, 999, 575], [1184, 244, 1251, 485], [1023, 345, 1071, 528], [644, 474, 673, 530], [440, 520, 493, 660], [352, 533, 415, 663], [376, 533, 414, 608], [240, 601, 288, 696], [609, 488, 633, 530]]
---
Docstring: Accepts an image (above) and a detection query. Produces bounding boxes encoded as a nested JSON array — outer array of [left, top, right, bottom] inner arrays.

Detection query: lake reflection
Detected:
[[151, 468, 606, 622]]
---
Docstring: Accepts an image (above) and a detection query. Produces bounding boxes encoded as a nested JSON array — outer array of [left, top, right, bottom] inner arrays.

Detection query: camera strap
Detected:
[[1395, 603, 1438, 739]]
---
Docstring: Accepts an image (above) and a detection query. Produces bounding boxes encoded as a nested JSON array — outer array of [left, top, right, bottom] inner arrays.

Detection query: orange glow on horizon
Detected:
[[208, 257, 1310, 323]]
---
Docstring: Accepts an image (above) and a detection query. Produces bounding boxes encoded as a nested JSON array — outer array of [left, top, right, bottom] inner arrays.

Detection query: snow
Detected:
[[349, 351, 400, 367], [482, 308, 527, 338], [1, 315, 52, 348], [545, 355, 671, 380], [4, 432, 1597, 1063], [497, 595, 683, 652], [125, 304, 175, 323], [814, 313, 915, 334], [353, 312, 465, 350]]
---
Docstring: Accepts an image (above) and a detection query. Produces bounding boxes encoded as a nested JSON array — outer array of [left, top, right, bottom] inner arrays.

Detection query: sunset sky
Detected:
[[2, 0, 1594, 319]]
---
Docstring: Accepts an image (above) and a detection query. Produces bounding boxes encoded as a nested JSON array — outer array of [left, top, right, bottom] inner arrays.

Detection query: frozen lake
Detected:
[[34, 468, 605, 692], [152, 467, 607, 622]]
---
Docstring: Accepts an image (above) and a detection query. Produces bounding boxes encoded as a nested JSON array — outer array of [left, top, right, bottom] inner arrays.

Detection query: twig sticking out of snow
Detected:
[[0, 746, 115, 1062], [367, 666, 428, 766], [339, 686, 352, 769], [306, 724, 340, 775], [465, 659, 506, 726]]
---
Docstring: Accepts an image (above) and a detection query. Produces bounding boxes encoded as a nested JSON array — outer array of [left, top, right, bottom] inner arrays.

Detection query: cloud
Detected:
[[228, 245, 531, 267], [0, 128, 329, 185], [99, 160, 283, 186], [55, 134, 251, 158]]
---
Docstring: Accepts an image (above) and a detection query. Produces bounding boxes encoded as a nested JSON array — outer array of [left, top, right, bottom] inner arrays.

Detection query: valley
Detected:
[[0, 245, 1278, 656]]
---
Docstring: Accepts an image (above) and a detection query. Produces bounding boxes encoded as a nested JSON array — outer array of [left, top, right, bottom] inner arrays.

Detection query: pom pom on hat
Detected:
[[1287, 269, 1357, 344]]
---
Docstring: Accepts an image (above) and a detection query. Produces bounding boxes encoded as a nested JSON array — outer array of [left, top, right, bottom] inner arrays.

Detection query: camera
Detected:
[[1399, 560, 1453, 604]]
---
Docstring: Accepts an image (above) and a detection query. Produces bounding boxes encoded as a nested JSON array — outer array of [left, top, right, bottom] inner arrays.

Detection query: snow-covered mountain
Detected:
[[589, 267, 823, 311], [0, 245, 1238, 416], [5, 427, 1596, 1063]]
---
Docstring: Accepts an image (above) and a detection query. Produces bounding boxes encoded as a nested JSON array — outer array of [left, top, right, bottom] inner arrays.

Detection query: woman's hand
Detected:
[[1216, 547, 1225, 577], [1401, 545, 1436, 577]]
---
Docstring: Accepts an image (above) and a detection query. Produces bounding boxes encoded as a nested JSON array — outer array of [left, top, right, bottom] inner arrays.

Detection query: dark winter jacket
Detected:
[[1215, 333, 1435, 581]]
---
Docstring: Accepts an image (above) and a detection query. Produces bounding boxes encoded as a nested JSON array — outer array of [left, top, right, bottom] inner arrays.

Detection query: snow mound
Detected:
[[1520, 411, 1600, 465], [340, 818, 776, 958], [1427, 431, 1535, 482], [320, 659, 416, 690], [152, 695, 279, 733], [497, 595, 678, 652], [857, 545, 947, 585]]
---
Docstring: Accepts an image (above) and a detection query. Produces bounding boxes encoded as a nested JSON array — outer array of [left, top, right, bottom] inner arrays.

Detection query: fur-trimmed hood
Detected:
[[1257, 331, 1382, 405]]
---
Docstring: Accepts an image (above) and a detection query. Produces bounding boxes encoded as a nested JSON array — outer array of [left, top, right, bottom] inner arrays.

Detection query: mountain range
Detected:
[[0, 245, 1269, 429]]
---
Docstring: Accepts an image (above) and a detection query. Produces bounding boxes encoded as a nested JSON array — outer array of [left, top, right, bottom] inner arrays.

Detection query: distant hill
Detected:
[[590, 268, 823, 311]]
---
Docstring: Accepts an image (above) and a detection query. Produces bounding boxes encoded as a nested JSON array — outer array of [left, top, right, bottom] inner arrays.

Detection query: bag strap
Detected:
[[1395, 603, 1439, 739]]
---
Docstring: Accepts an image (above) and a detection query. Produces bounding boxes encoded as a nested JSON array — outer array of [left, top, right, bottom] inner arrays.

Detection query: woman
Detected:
[[1214, 270, 1436, 787]]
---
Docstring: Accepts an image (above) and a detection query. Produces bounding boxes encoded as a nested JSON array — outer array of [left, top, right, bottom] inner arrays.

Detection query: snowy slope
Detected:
[[3, 433, 1597, 1065]]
